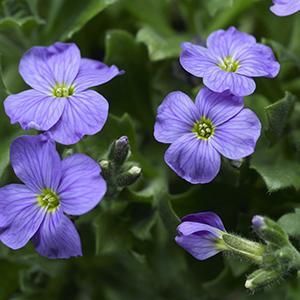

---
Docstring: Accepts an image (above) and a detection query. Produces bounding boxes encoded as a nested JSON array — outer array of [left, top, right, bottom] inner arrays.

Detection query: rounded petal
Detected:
[[210, 108, 261, 160], [237, 44, 280, 78], [10, 135, 62, 193], [19, 43, 81, 93], [195, 88, 243, 126], [175, 231, 220, 261], [181, 212, 226, 231], [179, 42, 216, 77], [0, 184, 45, 249], [73, 58, 122, 92], [177, 221, 221, 237], [32, 208, 82, 259], [207, 27, 256, 59], [203, 66, 256, 96], [154, 92, 200, 144], [4, 89, 66, 131], [58, 154, 106, 216], [164, 133, 221, 184], [270, 0, 300, 16], [48, 90, 109, 145]]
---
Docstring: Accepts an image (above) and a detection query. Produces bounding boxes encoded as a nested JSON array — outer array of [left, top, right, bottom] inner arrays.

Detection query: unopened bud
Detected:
[[245, 269, 281, 291], [99, 160, 111, 180], [116, 166, 141, 187], [252, 215, 289, 247], [110, 136, 130, 165]]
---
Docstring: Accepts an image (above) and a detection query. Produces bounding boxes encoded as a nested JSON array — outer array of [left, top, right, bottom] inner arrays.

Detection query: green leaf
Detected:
[[103, 30, 153, 129], [265, 92, 296, 142], [0, 53, 9, 100], [278, 209, 300, 240], [136, 26, 190, 61], [41, 0, 118, 42]]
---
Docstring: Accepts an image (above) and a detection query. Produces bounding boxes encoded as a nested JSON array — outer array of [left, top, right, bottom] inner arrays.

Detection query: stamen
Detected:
[[192, 117, 215, 140], [218, 56, 240, 72], [53, 84, 74, 97], [37, 188, 60, 212]]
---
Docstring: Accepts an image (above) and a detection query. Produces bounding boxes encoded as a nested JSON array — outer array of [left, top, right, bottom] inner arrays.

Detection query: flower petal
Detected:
[[175, 231, 220, 260], [195, 88, 243, 126], [270, 0, 300, 16], [164, 133, 221, 184], [177, 221, 221, 236], [179, 42, 216, 77], [181, 212, 226, 231], [237, 44, 280, 78], [58, 154, 106, 216], [19, 42, 81, 93], [73, 58, 122, 92], [32, 209, 82, 259], [48, 90, 109, 145], [0, 184, 45, 249], [203, 66, 256, 96], [207, 27, 256, 59], [154, 92, 200, 143], [10, 135, 61, 193], [4, 89, 66, 131], [210, 108, 261, 160]]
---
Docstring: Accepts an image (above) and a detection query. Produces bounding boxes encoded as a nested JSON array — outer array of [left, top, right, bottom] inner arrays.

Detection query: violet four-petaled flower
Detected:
[[4, 42, 122, 145], [0, 134, 106, 259], [154, 87, 261, 184], [175, 212, 226, 260], [270, 0, 300, 16], [180, 27, 280, 97]]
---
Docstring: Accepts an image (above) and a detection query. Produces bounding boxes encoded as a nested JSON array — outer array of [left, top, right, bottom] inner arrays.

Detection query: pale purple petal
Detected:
[[195, 88, 243, 126], [58, 154, 106, 215], [4, 89, 66, 131], [19, 43, 81, 93], [207, 27, 256, 59], [203, 66, 256, 96], [48, 90, 109, 145], [177, 221, 221, 236], [270, 0, 300, 16], [237, 44, 280, 78], [154, 91, 200, 143], [164, 133, 221, 184], [175, 231, 220, 260], [0, 184, 45, 249], [210, 109, 261, 160], [32, 208, 82, 259], [181, 212, 226, 231], [73, 58, 122, 92], [10, 135, 61, 193], [179, 42, 216, 77]]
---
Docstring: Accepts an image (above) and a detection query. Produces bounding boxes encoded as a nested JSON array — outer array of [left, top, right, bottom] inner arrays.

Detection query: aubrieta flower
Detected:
[[154, 87, 261, 184], [175, 212, 226, 260], [270, 0, 300, 16], [4, 42, 122, 145], [0, 134, 106, 258], [180, 27, 280, 97]]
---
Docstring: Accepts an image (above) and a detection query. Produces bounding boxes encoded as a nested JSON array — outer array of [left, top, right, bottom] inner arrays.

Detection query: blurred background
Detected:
[[1, 0, 300, 299]]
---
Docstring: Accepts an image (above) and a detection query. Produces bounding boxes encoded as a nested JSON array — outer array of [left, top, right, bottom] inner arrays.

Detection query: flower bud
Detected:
[[252, 215, 289, 247], [110, 136, 130, 165], [245, 269, 281, 291], [116, 166, 141, 187]]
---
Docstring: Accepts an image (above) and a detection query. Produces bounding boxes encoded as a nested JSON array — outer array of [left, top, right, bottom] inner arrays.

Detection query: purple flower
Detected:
[[4, 42, 122, 145], [180, 27, 280, 97], [0, 134, 106, 259], [154, 87, 261, 184], [271, 0, 300, 16], [175, 212, 226, 260]]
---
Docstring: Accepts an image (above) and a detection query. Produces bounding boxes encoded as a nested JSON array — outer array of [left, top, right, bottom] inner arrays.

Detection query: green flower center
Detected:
[[192, 117, 215, 140], [37, 189, 60, 212], [218, 56, 240, 72], [52, 83, 74, 97]]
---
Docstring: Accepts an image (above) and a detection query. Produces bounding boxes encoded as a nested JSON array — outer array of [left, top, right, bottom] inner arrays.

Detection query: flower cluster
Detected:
[[154, 26, 277, 184], [0, 42, 122, 258], [270, 0, 300, 16]]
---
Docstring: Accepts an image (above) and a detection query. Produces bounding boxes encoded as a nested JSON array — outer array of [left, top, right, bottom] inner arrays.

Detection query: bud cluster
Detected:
[[99, 136, 141, 197]]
